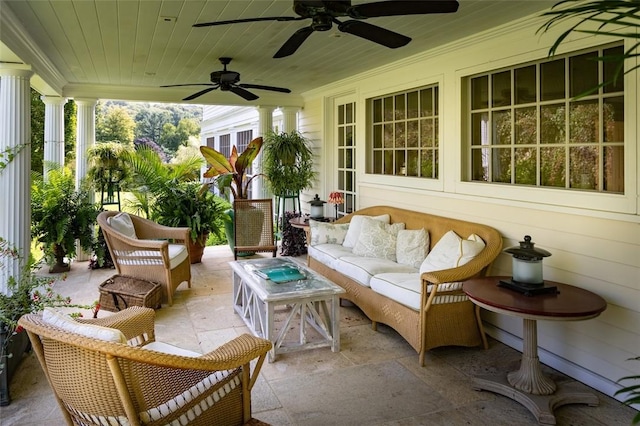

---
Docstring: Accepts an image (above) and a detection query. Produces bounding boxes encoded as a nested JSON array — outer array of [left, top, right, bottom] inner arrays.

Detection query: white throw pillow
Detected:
[[42, 307, 127, 343], [342, 214, 391, 248], [107, 212, 137, 239], [419, 230, 485, 274], [309, 221, 350, 246], [352, 217, 405, 261], [396, 229, 430, 268]]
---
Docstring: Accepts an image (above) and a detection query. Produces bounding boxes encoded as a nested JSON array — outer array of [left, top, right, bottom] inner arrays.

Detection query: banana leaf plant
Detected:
[[200, 136, 263, 200]]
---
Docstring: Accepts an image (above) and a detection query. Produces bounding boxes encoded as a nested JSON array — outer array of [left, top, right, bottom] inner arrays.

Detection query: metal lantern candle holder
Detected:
[[309, 194, 327, 220], [498, 235, 558, 296]]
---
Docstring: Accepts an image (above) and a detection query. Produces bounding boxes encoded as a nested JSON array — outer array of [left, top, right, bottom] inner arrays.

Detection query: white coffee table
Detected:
[[230, 257, 345, 362]]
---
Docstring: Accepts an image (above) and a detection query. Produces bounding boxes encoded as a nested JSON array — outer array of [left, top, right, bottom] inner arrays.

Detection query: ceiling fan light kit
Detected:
[[194, 0, 460, 58]]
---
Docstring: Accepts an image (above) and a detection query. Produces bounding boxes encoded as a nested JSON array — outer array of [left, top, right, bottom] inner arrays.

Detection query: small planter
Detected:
[[188, 232, 209, 264], [0, 328, 30, 406]]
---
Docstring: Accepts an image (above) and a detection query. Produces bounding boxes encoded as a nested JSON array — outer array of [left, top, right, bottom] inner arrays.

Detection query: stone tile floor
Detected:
[[1, 245, 636, 425]]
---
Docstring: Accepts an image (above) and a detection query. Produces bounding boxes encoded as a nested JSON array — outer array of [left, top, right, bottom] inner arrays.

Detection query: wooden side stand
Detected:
[[463, 277, 607, 425]]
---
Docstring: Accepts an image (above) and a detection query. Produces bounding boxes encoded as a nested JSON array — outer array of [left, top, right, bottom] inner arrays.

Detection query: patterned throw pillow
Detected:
[[419, 230, 485, 274], [309, 221, 350, 246], [342, 214, 391, 248], [352, 217, 405, 261], [396, 228, 430, 268]]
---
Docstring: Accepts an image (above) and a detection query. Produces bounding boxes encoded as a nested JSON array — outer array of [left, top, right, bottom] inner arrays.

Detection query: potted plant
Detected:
[[262, 130, 316, 199], [31, 167, 101, 273], [0, 237, 90, 406], [152, 181, 229, 263]]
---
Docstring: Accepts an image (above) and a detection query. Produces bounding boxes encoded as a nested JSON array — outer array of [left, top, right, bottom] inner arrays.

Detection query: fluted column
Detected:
[[74, 98, 97, 262], [42, 95, 67, 177], [255, 106, 275, 198], [75, 98, 97, 192], [280, 106, 299, 133], [0, 66, 33, 294]]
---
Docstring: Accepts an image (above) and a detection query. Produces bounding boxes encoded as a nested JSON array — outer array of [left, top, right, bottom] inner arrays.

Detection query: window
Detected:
[[337, 101, 356, 215], [369, 85, 439, 178], [236, 130, 253, 152], [206, 136, 215, 148], [219, 134, 231, 158], [468, 44, 624, 193]]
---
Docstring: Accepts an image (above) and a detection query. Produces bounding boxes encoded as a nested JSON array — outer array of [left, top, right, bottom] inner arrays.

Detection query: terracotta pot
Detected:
[[188, 233, 209, 264]]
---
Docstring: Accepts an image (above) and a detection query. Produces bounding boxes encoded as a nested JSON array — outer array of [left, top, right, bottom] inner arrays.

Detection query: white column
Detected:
[[41, 95, 67, 177], [75, 98, 97, 191], [280, 106, 299, 133], [74, 98, 97, 262], [255, 106, 275, 198], [0, 66, 33, 294]]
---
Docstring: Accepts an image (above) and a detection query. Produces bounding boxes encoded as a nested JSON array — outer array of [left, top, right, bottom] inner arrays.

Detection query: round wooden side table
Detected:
[[463, 276, 607, 425]]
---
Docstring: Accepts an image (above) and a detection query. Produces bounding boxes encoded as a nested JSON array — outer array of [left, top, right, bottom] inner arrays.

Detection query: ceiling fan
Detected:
[[160, 57, 291, 101], [194, 0, 459, 58]]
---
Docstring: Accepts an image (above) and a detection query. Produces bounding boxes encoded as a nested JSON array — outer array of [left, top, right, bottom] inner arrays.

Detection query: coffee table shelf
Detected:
[[230, 257, 345, 362]]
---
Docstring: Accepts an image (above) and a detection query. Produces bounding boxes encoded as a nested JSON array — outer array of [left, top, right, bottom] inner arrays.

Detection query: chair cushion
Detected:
[[168, 244, 188, 269], [396, 228, 429, 268], [307, 244, 353, 270], [352, 217, 405, 261], [420, 230, 485, 274], [42, 308, 127, 343], [309, 221, 350, 246], [335, 256, 416, 287], [107, 212, 137, 239], [370, 273, 465, 311], [342, 214, 390, 248], [142, 341, 201, 357]]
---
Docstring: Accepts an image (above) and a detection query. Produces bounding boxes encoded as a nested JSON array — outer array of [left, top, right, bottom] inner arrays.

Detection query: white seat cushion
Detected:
[[335, 256, 416, 287], [308, 244, 353, 270], [168, 243, 188, 269], [370, 273, 465, 311], [142, 341, 201, 357]]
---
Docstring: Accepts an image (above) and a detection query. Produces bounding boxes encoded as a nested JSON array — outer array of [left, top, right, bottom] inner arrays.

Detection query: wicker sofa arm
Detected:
[[76, 306, 156, 345]]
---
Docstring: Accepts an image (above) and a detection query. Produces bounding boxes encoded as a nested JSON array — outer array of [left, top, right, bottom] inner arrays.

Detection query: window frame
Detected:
[[458, 42, 637, 215]]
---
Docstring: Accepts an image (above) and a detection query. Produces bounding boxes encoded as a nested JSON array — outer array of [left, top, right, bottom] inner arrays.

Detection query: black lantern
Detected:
[[309, 194, 326, 219], [499, 235, 558, 296]]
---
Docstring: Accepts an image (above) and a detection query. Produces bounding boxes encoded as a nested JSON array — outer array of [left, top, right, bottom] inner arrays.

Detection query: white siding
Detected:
[[299, 13, 640, 401]]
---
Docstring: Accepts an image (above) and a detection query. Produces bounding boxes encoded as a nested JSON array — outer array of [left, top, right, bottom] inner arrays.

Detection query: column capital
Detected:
[[278, 106, 299, 113], [74, 98, 98, 107], [41, 95, 68, 106], [0, 65, 33, 79], [255, 105, 276, 113]]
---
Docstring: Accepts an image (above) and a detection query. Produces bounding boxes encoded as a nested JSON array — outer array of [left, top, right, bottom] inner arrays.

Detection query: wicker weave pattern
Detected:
[[233, 199, 277, 260], [308, 205, 503, 366], [19, 307, 272, 426], [98, 211, 192, 306]]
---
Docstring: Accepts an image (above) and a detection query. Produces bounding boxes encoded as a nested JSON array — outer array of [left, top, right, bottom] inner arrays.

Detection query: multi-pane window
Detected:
[[206, 136, 215, 148], [337, 102, 356, 216], [469, 44, 624, 193], [219, 134, 231, 158], [236, 130, 253, 152], [369, 85, 439, 178]]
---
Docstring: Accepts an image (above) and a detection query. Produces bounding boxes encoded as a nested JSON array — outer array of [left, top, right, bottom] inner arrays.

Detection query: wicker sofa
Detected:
[[307, 206, 503, 366]]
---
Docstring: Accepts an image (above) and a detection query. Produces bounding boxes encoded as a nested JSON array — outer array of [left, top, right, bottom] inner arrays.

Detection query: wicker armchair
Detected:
[[98, 211, 191, 306], [18, 307, 272, 426]]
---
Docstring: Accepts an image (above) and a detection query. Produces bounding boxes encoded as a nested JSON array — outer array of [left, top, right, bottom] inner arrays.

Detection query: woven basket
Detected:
[[98, 275, 162, 312]]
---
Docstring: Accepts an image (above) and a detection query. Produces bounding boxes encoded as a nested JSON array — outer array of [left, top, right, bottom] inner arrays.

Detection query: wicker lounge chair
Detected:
[[18, 307, 272, 426], [98, 211, 191, 306], [233, 199, 277, 260]]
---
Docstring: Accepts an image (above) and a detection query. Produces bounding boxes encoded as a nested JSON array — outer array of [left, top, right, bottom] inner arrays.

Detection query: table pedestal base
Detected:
[[473, 375, 599, 425]]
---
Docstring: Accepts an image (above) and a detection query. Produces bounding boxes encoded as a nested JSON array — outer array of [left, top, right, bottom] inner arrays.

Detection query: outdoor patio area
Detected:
[[1, 245, 635, 426]]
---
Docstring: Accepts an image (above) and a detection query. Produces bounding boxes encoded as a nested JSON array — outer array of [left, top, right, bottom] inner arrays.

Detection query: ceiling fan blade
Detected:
[[273, 26, 315, 58], [160, 83, 215, 88], [350, 0, 459, 18], [193, 16, 304, 28], [338, 20, 410, 49], [230, 85, 259, 101], [239, 83, 291, 93], [183, 86, 218, 101]]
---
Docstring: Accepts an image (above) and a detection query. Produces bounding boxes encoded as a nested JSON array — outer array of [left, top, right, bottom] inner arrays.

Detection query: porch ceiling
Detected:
[[1, 0, 556, 106]]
